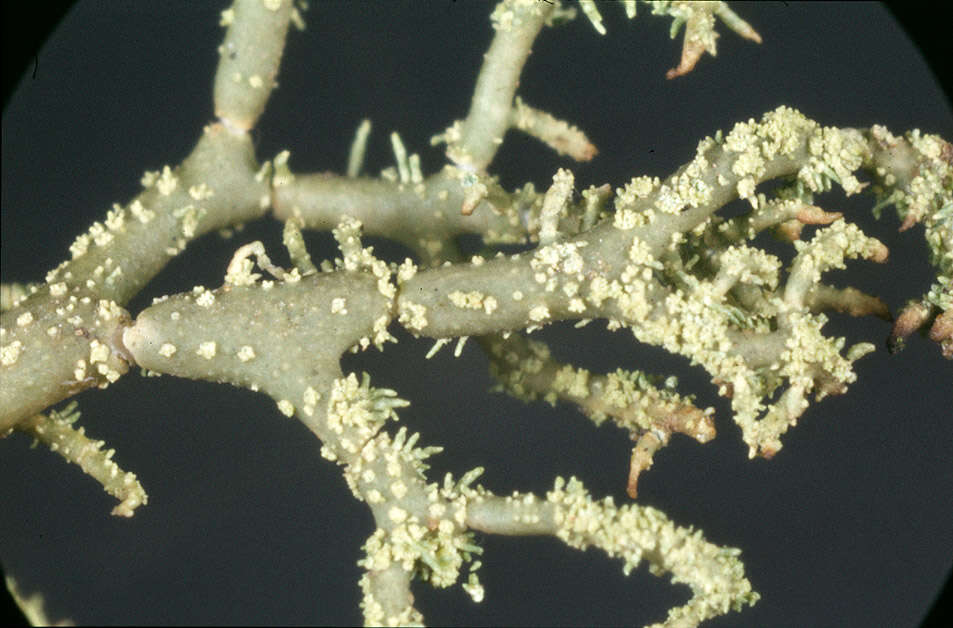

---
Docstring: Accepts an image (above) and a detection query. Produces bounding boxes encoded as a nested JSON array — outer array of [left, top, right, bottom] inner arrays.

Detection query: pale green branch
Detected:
[[449, 0, 554, 170], [214, 0, 294, 130], [14, 403, 147, 517], [466, 477, 759, 628], [0, 124, 268, 432]]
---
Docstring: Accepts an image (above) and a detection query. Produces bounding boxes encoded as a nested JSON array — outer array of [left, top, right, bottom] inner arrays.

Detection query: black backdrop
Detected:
[[2, 3, 952, 626]]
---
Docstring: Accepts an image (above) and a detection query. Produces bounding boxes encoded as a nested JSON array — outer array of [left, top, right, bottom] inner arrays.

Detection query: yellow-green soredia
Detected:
[[2, 1, 951, 626]]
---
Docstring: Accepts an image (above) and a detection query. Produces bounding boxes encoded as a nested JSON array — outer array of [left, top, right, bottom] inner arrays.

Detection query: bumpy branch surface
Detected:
[[466, 478, 759, 627], [215, 0, 294, 130], [0, 126, 267, 432], [2, 1, 951, 626], [403, 110, 949, 458], [0, 0, 291, 433], [115, 106, 951, 623], [454, 1, 553, 170]]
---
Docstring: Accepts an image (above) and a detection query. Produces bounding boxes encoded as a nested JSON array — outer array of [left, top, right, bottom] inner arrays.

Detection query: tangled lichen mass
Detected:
[[1, 1, 951, 626]]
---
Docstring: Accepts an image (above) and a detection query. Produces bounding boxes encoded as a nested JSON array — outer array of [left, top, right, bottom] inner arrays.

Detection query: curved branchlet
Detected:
[[465, 477, 759, 628]]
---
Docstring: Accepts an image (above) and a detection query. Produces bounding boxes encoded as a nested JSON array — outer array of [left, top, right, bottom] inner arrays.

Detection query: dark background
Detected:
[[2, 2, 952, 626]]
